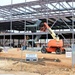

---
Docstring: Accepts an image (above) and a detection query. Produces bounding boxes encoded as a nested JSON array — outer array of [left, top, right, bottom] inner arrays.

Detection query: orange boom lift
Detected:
[[40, 22, 65, 54]]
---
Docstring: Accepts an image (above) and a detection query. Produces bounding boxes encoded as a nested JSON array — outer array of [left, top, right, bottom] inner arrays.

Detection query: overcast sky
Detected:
[[0, 0, 37, 6]]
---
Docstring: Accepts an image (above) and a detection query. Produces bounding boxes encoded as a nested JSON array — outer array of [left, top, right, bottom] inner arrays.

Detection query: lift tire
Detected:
[[41, 47, 46, 53], [56, 48, 61, 54]]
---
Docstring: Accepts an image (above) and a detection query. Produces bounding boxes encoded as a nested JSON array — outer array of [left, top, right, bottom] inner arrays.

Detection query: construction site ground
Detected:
[[0, 48, 75, 75]]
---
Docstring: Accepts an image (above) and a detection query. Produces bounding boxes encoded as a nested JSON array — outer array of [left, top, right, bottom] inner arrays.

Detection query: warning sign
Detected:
[[26, 54, 38, 62]]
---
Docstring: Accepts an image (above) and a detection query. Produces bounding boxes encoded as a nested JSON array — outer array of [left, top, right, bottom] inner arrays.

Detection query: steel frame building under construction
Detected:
[[0, 0, 75, 48], [0, 0, 75, 70]]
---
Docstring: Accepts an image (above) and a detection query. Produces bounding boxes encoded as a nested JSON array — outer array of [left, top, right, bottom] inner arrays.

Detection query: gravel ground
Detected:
[[0, 48, 75, 75]]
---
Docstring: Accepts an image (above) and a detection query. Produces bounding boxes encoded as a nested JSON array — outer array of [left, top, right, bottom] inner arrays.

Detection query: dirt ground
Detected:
[[0, 48, 75, 75]]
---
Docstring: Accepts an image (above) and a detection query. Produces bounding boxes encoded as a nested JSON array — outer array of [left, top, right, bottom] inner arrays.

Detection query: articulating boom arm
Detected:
[[40, 22, 59, 41]]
